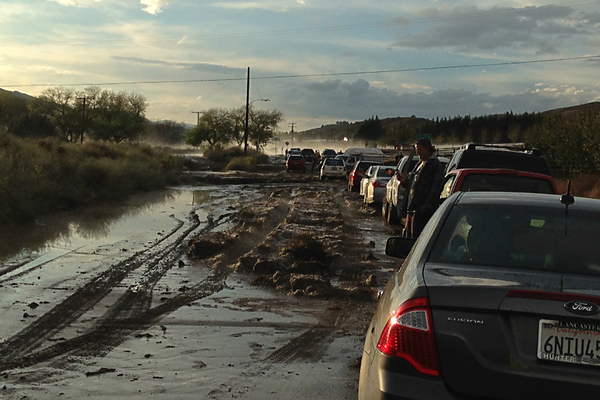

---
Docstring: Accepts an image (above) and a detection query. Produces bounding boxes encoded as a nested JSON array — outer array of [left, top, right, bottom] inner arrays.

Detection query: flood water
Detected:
[[0, 184, 267, 267]]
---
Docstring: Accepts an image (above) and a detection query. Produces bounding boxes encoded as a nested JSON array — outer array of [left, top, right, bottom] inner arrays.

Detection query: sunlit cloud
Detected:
[[46, 0, 100, 6], [212, 0, 307, 11], [140, 0, 171, 14]]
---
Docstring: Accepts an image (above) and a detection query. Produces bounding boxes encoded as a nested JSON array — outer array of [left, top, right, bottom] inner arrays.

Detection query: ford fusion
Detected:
[[359, 191, 600, 399]]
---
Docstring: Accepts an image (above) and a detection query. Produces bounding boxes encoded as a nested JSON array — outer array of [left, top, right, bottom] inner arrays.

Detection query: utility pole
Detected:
[[244, 67, 251, 154], [191, 111, 202, 125], [77, 96, 87, 144], [289, 123, 296, 147]]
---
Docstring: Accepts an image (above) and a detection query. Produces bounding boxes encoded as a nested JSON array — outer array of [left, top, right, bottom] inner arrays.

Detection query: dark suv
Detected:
[[445, 143, 552, 177]]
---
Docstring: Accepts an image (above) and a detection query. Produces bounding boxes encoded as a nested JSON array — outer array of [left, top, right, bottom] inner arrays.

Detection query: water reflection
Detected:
[[0, 184, 267, 264], [0, 189, 182, 262]]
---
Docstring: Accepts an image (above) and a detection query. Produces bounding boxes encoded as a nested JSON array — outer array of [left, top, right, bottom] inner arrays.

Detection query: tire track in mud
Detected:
[[0, 196, 290, 372], [0, 211, 206, 369]]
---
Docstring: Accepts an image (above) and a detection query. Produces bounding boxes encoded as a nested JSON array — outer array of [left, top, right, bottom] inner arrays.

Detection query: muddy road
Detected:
[[0, 170, 400, 399]]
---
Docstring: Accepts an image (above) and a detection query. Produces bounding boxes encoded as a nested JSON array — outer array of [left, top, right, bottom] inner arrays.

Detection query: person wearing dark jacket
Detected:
[[403, 138, 445, 239]]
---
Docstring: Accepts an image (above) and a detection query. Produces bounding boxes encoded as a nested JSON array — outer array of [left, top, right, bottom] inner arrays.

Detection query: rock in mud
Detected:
[[252, 259, 281, 274], [289, 261, 328, 275], [280, 234, 327, 262], [289, 274, 331, 297]]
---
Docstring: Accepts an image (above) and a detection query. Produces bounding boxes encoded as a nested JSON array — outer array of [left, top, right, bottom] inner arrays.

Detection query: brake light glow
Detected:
[[377, 297, 441, 377]]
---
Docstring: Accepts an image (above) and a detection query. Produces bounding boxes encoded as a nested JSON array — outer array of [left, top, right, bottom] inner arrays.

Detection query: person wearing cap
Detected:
[[403, 138, 445, 239]]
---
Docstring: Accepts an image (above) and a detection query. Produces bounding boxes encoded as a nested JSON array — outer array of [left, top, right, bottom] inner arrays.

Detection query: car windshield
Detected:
[[461, 174, 555, 194], [429, 204, 600, 275]]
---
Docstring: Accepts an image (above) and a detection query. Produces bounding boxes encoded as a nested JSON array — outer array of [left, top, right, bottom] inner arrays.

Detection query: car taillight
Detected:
[[377, 297, 441, 377]]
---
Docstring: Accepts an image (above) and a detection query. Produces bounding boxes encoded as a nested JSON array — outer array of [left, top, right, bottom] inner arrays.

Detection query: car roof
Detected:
[[447, 143, 551, 175], [452, 191, 600, 212], [449, 168, 554, 180]]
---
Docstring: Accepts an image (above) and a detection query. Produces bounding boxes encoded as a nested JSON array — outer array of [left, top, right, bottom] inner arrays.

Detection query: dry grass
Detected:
[[0, 134, 184, 225], [554, 174, 600, 199]]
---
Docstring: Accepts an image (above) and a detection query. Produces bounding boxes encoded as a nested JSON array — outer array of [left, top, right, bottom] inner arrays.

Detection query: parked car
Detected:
[[382, 154, 419, 223], [321, 148, 337, 159], [383, 153, 449, 224], [287, 147, 301, 158], [364, 166, 396, 205], [343, 147, 385, 164], [445, 143, 552, 176], [359, 165, 379, 197], [359, 191, 600, 400], [301, 148, 315, 163], [286, 154, 305, 172], [319, 157, 346, 180], [440, 168, 558, 202], [348, 160, 383, 192], [335, 154, 358, 175]]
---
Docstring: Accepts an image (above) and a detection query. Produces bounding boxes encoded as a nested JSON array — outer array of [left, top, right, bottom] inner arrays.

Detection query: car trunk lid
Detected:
[[424, 263, 600, 399]]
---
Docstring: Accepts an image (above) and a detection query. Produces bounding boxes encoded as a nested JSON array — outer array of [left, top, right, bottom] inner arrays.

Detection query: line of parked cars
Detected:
[[357, 143, 600, 399]]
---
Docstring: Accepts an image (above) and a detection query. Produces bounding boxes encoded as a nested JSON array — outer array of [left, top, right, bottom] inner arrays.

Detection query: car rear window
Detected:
[[429, 204, 600, 275], [326, 159, 344, 166], [461, 174, 555, 194], [376, 167, 396, 177], [455, 150, 552, 176]]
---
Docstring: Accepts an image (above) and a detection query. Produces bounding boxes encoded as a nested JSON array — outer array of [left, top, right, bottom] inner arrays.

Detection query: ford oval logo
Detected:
[[564, 301, 600, 316]]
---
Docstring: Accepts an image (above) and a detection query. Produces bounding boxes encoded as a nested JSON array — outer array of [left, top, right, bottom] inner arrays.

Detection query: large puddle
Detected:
[[0, 184, 269, 267]]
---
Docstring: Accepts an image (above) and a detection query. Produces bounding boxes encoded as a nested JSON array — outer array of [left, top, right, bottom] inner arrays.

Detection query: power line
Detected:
[[3, 54, 600, 89]]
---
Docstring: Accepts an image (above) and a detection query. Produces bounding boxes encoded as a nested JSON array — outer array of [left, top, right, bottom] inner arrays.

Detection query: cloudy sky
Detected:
[[1, 0, 600, 132]]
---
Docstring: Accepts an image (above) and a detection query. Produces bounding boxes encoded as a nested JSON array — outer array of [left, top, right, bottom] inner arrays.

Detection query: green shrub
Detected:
[[0, 135, 184, 225], [226, 156, 258, 172], [204, 145, 245, 164]]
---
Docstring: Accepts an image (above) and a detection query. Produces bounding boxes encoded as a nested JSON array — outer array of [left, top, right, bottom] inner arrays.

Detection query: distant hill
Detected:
[[298, 116, 429, 140], [540, 101, 600, 116], [297, 102, 600, 139], [0, 88, 35, 102]]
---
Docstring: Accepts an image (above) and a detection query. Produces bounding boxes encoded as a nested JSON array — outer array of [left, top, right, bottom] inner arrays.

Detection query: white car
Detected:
[[365, 166, 396, 204], [359, 165, 378, 197], [320, 157, 346, 180]]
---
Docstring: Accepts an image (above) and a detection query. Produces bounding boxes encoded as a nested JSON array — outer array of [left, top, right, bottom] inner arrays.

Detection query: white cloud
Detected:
[[212, 0, 307, 12], [46, 0, 100, 6], [140, 0, 171, 14]]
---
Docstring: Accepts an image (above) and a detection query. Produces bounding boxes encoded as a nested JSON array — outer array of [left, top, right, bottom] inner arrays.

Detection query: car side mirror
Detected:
[[385, 237, 415, 258]]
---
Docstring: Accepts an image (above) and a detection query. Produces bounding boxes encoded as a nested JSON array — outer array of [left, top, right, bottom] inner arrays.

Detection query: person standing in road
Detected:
[[403, 138, 445, 239], [311, 150, 320, 173]]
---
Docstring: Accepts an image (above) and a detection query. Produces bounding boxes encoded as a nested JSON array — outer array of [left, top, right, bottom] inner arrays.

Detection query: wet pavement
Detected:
[[0, 177, 400, 399]]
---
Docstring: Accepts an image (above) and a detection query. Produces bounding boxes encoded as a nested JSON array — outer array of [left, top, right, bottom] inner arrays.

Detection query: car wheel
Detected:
[[387, 202, 399, 225]]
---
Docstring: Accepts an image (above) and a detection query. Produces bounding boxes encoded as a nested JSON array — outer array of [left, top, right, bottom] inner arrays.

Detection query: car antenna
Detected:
[[560, 174, 574, 236]]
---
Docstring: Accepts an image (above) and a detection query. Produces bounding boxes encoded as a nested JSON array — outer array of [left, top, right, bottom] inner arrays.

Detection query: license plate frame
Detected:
[[537, 319, 600, 366]]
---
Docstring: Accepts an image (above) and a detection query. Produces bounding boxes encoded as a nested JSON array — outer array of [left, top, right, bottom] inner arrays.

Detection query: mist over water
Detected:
[[265, 138, 389, 156]]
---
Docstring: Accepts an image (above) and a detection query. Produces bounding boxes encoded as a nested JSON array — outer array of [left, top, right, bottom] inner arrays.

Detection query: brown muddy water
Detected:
[[0, 180, 398, 400]]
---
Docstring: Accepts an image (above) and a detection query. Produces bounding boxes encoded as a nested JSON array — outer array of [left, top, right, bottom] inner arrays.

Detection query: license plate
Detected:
[[537, 319, 600, 366], [332, 167, 337, 170]]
